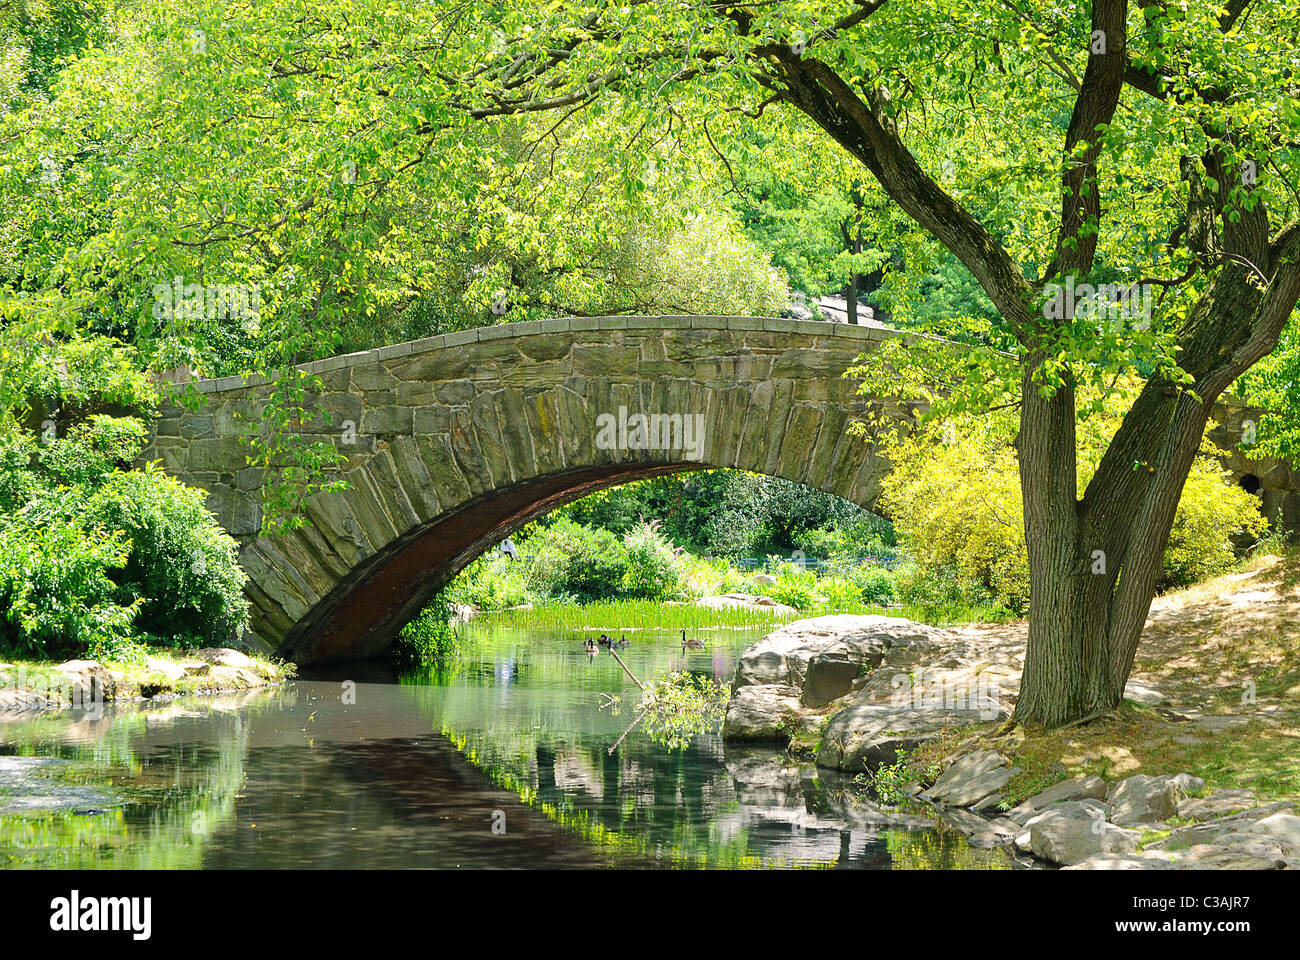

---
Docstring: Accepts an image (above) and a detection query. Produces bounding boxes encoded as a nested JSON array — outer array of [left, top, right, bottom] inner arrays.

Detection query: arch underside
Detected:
[[271, 435, 889, 664]]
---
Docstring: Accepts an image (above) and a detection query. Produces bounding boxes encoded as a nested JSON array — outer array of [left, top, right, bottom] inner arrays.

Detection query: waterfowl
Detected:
[[616, 634, 629, 648], [597, 634, 613, 648], [680, 629, 704, 649], [584, 637, 597, 653]]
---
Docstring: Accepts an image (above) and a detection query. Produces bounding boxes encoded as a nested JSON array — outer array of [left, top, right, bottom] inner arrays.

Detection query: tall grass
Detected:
[[476, 598, 1013, 632]]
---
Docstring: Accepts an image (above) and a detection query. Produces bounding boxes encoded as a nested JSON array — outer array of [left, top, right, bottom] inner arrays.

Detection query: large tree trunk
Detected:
[[749, 14, 1300, 729]]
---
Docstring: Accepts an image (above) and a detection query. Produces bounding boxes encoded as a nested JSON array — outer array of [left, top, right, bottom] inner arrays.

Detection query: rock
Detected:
[[942, 807, 1018, 846], [1213, 813, 1300, 857], [722, 684, 803, 741], [145, 657, 187, 682], [189, 647, 275, 680], [817, 704, 992, 771], [1176, 789, 1257, 822], [1123, 679, 1164, 706], [921, 750, 1013, 809], [1172, 842, 1289, 870], [802, 652, 861, 707], [697, 594, 799, 617], [1107, 774, 1193, 826], [1065, 852, 1180, 870], [1145, 801, 1296, 850], [753, 574, 777, 586], [1027, 800, 1141, 866], [734, 614, 941, 689], [183, 661, 212, 676], [1008, 775, 1109, 822], [55, 659, 116, 703]]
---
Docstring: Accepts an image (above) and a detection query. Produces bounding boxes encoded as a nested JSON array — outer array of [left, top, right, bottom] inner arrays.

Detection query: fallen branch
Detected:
[[607, 646, 645, 691]]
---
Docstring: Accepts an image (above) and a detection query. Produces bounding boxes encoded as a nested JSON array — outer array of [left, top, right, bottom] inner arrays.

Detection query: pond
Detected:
[[0, 624, 1026, 869]]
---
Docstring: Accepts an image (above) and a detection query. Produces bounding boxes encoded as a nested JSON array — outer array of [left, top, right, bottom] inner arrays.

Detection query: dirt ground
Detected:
[[917, 554, 1300, 806]]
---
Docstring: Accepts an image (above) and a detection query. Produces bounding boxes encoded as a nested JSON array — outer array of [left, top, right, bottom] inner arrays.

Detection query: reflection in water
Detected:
[[0, 625, 1028, 869]]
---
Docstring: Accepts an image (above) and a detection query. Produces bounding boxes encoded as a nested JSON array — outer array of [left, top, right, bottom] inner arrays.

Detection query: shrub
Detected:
[[765, 560, 818, 610], [881, 406, 1272, 613], [394, 588, 459, 663], [620, 518, 687, 600], [86, 466, 249, 646], [448, 552, 533, 611], [852, 565, 898, 606], [1162, 458, 1269, 588], [0, 513, 143, 661], [525, 518, 629, 601]]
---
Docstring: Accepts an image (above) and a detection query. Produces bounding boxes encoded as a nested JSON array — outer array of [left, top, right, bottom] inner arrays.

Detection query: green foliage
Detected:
[[1163, 458, 1270, 588], [764, 561, 818, 611], [619, 518, 688, 601], [86, 467, 249, 646], [0, 513, 141, 661], [850, 566, 898, 607], [447, 553, 532, 612], [525, 519, 630, 603], [394, 589, 460, 664], [881, 401, 1272, 613], [639, 671, 730, 751], [0, 336, 248, 660]]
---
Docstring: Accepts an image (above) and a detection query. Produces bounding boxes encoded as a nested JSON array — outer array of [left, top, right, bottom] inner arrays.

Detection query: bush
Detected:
[[0, 334, 250, 659], [0, 513, 142, 661], [852, 565, 898, 606], [394, 588, 459, 663], [1162, 458, 1269, 588], [525, 518, 630, 602], [449, 552, 533, 611], [86, 466, 249, 646], [765, 560, 818, 610], [620, 519, 687, 600], [881, 407, 1271, 613]]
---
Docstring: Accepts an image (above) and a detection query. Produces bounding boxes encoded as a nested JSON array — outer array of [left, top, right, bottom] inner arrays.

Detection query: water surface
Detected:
[[0, 625, 1024, 869]]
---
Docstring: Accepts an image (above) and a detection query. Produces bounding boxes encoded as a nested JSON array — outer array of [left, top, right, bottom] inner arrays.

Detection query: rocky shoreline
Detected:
[[0, 648, 290, 715], [723, 614, 1299, 869]]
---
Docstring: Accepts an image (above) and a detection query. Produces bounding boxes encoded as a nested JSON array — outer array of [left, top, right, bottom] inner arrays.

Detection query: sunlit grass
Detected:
[[477, 598, 1013, 632]]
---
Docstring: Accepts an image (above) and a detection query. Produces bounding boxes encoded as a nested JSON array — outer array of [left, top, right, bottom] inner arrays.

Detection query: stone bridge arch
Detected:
[[145, 315, 1298, 663], [145, 316, 911, 663]]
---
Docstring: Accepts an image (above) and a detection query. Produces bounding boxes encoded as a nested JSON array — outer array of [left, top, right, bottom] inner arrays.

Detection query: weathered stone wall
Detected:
[[1208, 398, 1300, 529], [144, 316, 906, 663]]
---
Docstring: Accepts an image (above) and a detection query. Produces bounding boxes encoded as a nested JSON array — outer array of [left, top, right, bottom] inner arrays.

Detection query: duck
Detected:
[[584, 637, 597, 653], [680, 628, 704, 649], [597, 634, 613, 648]]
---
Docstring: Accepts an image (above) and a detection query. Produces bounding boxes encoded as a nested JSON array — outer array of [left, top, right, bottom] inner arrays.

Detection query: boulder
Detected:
[[145, 657, 187, 682], [1008, 775, 1109, 822], [816, 704, 991, 771], [189, 647, 275, 680], [921, 750, 1014, 809], [941, 807, 1019, 846], [1175, 789, 1257, 822], [723, 684, 802, 742], [1027, 800, 1141, 866], [733, 615, 941, 690], [802, 652, 861, 707], [55, 659, 115, 703], [697, 594, 798, 617], [1145, 800, 1295, 850], [1211, 813, 1300, 857], [1107, 774, 1197, 826]]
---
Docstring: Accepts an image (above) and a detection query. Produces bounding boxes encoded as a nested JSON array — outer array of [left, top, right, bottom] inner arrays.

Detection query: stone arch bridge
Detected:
[[143, 315, 1288, 664]]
